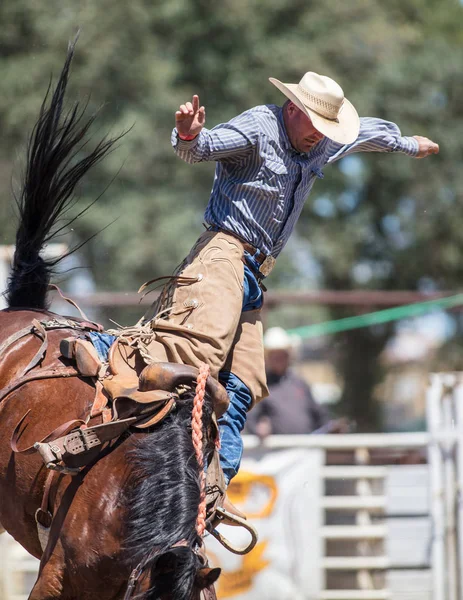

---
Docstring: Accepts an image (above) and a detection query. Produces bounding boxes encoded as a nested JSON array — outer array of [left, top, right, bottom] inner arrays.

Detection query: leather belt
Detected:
[[241, 241, 266, 266], [212, 226, 276, 277]]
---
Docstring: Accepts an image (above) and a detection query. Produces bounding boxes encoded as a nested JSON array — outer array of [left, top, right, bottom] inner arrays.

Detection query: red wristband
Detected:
[[178, 132, 198, 141]]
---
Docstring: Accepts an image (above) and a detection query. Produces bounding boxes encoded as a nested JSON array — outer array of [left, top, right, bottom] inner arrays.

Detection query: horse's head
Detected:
[[192, 564, 222, 599], [131, 544, 221, 600]]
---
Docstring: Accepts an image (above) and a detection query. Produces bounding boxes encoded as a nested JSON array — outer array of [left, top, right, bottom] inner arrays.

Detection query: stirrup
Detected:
[[220, 494, 247, 524], [209, 506, 258, 555]]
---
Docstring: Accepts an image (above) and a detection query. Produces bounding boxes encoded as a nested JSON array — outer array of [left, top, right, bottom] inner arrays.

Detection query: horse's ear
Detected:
[[195, 566, 221, 589]]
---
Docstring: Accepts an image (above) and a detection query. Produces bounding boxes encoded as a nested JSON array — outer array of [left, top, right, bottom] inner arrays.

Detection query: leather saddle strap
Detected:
[[17, 319, 49, 379], [108, 338, 123, 376], [0, 365, 79, 404], [11, 409, 85, 455], [35, 470, 57, 529], [133, 398, 176, 429], [48, 284, 94, 326], [59, 417, 138, 455], [0, 317, 100, 364], [138, 274, 199, 298], [49, 285, 105, 331], [30, 418, 139, 470], [0, 324, 38, 358]]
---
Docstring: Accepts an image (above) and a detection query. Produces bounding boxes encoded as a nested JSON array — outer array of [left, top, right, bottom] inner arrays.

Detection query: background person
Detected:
[[245, 327, 334, 438]]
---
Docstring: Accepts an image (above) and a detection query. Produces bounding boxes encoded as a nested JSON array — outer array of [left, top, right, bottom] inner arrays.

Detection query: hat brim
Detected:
[[269, 78, 360, 145]]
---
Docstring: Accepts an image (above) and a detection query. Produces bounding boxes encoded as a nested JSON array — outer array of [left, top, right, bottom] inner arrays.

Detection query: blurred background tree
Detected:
[[0, 0, 461, 429]]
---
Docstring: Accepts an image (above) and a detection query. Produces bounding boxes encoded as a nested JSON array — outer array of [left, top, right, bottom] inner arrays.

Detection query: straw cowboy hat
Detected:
[[269, 71, 360, 144], [263, 327, 300, 351]]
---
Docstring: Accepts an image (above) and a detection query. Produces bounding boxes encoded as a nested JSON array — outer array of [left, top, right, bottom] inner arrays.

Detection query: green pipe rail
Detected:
[[287, 293, 463, 339]]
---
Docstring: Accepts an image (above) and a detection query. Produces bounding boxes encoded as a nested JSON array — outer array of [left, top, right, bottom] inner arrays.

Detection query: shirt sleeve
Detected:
[[326, 117, 419, 164], [171, 110, 258, 164]]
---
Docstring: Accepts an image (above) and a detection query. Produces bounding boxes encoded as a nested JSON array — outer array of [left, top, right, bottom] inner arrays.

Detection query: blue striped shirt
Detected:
[[172, 104, 419, 258]]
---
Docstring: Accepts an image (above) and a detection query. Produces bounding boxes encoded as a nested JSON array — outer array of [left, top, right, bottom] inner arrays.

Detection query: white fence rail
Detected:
[[234, 372, 462, 599], [1, 373, 462, 599]]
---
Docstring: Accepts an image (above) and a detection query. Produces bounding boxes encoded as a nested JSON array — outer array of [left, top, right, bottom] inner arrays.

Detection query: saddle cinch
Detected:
[[27, 334, 258, 555]]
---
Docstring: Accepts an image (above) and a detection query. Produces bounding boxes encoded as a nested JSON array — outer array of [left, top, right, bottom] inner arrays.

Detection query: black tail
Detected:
[[7, 35, 124, 309]]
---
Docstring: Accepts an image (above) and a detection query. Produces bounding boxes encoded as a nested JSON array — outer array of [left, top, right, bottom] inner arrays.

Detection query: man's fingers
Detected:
[[176, 109, 191, 123], [198, 106, 206, 124], [425, 143, 439, 156], [175, 95, 205, 134], [414, 136, 439, 158]]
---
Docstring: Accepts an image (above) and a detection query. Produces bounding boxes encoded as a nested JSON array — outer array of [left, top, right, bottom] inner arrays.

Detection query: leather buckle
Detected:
[[63, 428, 101, 456], [258, 255, 276, 277]]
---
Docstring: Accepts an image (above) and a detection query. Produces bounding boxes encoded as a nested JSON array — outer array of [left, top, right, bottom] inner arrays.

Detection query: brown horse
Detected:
[[0, 40, 220, 599]]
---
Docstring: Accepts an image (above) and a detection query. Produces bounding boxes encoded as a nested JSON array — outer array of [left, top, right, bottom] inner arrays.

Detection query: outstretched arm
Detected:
[[172, 94, 256, 164], [326, 117, 439, 164]]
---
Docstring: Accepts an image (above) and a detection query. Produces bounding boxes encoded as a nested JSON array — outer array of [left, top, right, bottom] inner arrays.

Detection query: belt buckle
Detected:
[[259, 255, 276, 277]]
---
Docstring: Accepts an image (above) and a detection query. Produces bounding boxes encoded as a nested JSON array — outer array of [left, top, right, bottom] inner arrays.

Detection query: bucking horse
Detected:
[[0, 38, 256, 600]]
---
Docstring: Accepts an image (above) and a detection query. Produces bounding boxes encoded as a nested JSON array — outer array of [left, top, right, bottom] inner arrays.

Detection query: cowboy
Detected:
[[143, 71, 439, 486]]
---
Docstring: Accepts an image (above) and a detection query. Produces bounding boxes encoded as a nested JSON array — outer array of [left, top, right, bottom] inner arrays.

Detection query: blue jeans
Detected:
[[89, 332, 117, 361], [218, 262, 263, 484]]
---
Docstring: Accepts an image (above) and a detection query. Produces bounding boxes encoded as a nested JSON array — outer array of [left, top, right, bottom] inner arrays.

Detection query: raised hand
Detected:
[[175, 94, 206, 139], [413, 135, 439, 158]]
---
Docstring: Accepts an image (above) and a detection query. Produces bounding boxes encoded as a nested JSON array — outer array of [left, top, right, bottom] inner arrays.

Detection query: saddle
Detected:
[[30, 336, 230, 473]]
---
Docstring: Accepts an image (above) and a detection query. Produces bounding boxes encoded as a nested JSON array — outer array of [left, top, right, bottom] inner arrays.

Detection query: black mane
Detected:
[[125, 391, 215, 599]]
